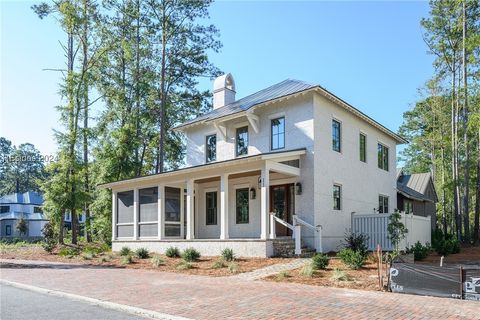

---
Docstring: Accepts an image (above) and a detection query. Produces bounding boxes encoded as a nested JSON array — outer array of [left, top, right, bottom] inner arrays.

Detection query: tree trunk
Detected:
[[158, 3, 167, 174], [58, 209, 65, 245], [135, 0, 141, 177], [441, 146, 448, 236], [474, 130, 480, 244], [462, 0, 470, 243], [451, 51, 461, 241]]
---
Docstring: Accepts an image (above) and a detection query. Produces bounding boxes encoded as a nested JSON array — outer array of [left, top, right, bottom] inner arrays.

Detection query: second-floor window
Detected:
[[271, 117, 285, 150], [34, 206, 42, 213], [332, 120, 341, 152], [359, 133, 366, 162], [236, 126, 249, 156], [206, 134, 216, 163], [0, 206, 9, 213], [377, 143, 389, 171]]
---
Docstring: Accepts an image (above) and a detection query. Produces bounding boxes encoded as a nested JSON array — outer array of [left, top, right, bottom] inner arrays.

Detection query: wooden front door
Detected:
[[270, 184, 294, 237]]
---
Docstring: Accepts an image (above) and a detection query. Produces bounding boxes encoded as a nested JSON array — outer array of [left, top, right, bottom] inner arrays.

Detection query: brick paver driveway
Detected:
[[0, 260, 478, 320]]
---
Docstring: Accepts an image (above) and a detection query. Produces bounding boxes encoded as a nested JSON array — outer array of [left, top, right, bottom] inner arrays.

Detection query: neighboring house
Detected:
[[396, 169, 438, 230], [101, 73, 421, 257], [64, 211, 86, 230], [0, 191, 48, 239]]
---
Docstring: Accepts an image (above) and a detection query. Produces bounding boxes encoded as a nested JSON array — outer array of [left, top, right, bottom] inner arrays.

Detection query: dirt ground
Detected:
[[264, 257, 382, 291], [418, 246, 480, 265], [0, 244, 293, 277]]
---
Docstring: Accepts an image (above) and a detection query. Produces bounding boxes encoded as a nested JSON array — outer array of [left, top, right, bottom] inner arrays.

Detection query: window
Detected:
[[236, 188, 249, 224], [0, 206, 9, 213], [6, 225, 11, 236], [236, 126, 249, 156], [404, 199, 413, 214], [333, 184, 341, 210], [65, 211, 71, 221], [33, 206, 43, 213], [378, 143, 389, 171], [78, 214, 83, 222], [205, 191, 218, 225], [271, 117, 285, 150], [359, 133, 366, 162], [205, 134, 216, 163], [332, 120, 341, 152], [379, 195, 389, 213]]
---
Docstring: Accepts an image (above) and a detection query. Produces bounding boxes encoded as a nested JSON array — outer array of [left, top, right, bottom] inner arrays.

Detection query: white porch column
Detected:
[[157, 184, 164, 239], [260, 166, 270, 240], [133, 188, 139, 240], [220, 173, 229, 239], [111, 191, 117, 241], [186, 179, 195, 240], [180, 187, 185, 239]]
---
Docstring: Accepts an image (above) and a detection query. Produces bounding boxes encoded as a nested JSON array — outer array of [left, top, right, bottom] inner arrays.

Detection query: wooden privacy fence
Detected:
[[351, 212, 431, 251]]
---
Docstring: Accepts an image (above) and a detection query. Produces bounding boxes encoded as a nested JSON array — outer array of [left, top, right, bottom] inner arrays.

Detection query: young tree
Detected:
[[16, 218, 28, 236]]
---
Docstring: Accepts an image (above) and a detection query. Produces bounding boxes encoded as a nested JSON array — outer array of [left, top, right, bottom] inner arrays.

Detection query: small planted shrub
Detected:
[[42, 241, 55, 253], [182, 247, 200, 262], [176, 261, 193, 270], [119, 246, 132, 256], [221, 248, 235, 262], [58, 246, 80, 258], [311, 253, 329, 270], [135, 247, 150, 259], [82, 252, 95, 260], [343, 232, 369, 257], [277, 271, 290, 279], [228, 262, 240, 274], [121, 255, 134, 265], [165, 246, 180, 258], [211, 260, 227, 269], [407, 241, 430, 261], [300, 264, 314, 277], [337, 249, 366, 270], [98, 256, 109, 263], [151, 255, 164, 267], [331, 268, 351, 282]]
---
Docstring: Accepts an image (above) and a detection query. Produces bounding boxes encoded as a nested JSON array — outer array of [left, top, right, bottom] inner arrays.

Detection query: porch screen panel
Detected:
[[139, 224, 157, 237], [139, 187, 158, 237], [165, 187, 181, 237], [117, 190, 134, 237], [117, 225, 134, 237]]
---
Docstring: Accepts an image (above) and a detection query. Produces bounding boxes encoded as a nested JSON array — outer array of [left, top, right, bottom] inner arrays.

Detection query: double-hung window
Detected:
[[271, 117, 285, 150], [206, 191, 218, 225], [236, 126, 248, 156], [333, 184, 341, 210], [206, 134, 217, 163], [332, 120, 341, 152], [378, 195, 389, 213], [359, 133, 366, 162], [378, 143, 389, 171]]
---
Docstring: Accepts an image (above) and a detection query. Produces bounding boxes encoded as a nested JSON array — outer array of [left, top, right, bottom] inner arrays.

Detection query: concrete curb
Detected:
[[0, 279, 192, 320]]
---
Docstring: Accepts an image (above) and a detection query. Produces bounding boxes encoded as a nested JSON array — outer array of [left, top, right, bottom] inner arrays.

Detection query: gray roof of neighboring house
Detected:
[[397, 170, 436, 202], [174, 79, 406, 143], [0, 191, 43, 205]]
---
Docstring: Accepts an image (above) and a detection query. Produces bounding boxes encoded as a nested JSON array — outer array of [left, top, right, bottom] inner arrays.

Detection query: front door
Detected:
[[270, 184, 294, 237]]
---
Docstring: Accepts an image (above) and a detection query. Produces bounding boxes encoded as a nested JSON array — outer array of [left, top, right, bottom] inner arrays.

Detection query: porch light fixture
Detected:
[[295, 182, 302, 195], [258, 177, 262, 189], [250, 187, 256, 200]]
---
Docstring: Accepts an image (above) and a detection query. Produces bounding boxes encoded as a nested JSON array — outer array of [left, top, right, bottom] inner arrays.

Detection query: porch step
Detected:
[[272, 238, 316, 258]]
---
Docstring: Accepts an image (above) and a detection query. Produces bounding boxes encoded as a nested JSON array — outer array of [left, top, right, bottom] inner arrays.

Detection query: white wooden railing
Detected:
[[270, 213, 323, 255]]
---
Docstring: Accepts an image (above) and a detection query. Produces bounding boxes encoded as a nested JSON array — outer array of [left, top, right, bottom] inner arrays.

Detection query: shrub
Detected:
[[165, 246, 180, 258], [151, 255, 164, 267], [311, 253, 329, 270], [58, 246, 80, 258], [82, 252, 95, 260], [432, 230, 461, 256], [337, 249, 366, 270], [228, 262, 240, 274], [343, 232, 369, 257], [121, 255, 134, 265], [135, 247, 150, 259], [119, 246, 132, 256], [182, 247, 200, 262], [98, 256, 109, 263], [16, 217, 28, 236], [221, 248, 235, 262], [407, 241, 430, 261], [300, 264, 314, 277], [41, 222, 56, 253], [176, 261, 193, 270], [277, 271, 290, 279], [42, 241, 55, 253], [211, 260, 226, 269], [331, 268, 351, 282]]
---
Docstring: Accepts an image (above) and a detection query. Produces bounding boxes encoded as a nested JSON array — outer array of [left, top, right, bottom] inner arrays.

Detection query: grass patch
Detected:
[[121, 255, 134, 265], [276, 270, 290, 279], [330, 268, 352, 282], [228, 262, 240, 274], [151, 255, 165, 267], [176, 261, 193, 270], [58, 246, 80, 258], [211, 259, 227, 269], [300, 264, 314, 277]]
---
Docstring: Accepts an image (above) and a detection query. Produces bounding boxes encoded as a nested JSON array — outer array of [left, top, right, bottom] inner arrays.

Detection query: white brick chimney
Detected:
[[213, 73, 236, 109]]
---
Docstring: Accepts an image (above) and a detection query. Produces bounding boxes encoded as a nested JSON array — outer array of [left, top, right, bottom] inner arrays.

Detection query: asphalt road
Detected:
[[0, 284, 147, 320]]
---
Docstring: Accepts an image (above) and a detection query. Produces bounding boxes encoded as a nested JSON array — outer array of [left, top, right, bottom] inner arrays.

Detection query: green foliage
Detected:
[[331, 268, 351, 282], [42, 222, 56, 253], [42, 241, 56, 253], [58, 246, 80, 258], [387, 211, 408, 252], [151, 255, 164, 267], [165, 246, 180, 258], [276, 271, 290, 279], [311, 253, 329, 270], [16, 218, 28, 236], [343, 232, 369, 257], [337, 249, 367, 270], [407, 241, 431, 261], [432, 228, 461, 255], [135, 247, 149, 259], [221, 248, 235, 262], [300, 264, 314, 277], [182, 248, 200, 262], [176, 261, 193, 270], [211, 259, 226, 269], [82, 251, 95, 260], [119, 246, 132, 256], [228, 262, 240, 274], [121, 254, 134, 265]]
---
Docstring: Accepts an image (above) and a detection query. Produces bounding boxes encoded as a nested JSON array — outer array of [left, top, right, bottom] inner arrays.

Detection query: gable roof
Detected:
[[174, 79, 407, 144], [397, 170, 437, 202], [0, 191, 43, 205]]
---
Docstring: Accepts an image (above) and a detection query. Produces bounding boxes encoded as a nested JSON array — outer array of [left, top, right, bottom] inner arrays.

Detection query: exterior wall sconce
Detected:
[[295, 182, 302, 195], [250, 187, 256, 200], [258, 177, 262, 189]]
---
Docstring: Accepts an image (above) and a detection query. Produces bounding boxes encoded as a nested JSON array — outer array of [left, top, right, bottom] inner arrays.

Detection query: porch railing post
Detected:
[[294, 225, 302, 255], [269, 213, 275, 239]]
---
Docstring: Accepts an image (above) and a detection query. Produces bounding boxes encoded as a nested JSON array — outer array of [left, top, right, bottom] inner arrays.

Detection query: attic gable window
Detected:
[[206, 134, 217, 163], [236, 126, 248, 156], [271, 117, 285, 150]]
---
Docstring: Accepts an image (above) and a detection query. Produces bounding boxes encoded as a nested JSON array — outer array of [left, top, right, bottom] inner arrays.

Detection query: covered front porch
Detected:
[[106, 149, 313, 257]]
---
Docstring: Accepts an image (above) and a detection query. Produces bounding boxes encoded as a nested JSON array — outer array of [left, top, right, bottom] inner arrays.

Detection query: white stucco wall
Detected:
[[313, 93, 398, 252]]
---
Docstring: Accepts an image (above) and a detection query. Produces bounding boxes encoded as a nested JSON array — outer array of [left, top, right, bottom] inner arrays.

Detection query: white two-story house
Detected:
[[102, 74, 410, 257]]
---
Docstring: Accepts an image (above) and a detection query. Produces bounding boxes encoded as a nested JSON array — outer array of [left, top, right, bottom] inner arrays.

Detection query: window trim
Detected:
[[333, 184, 342, 211], [235, 187, 250, 224], [205, 190, 218, 226], [205, 134, 217, 163], [332, 119, 342, 153], [359, 132, 367, 162], [235, 126, 249, 157], [270, 117, 285, 151]]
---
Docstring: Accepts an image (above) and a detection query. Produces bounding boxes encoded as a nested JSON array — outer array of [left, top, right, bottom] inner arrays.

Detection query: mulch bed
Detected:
[[417, 246, 480, 265]]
